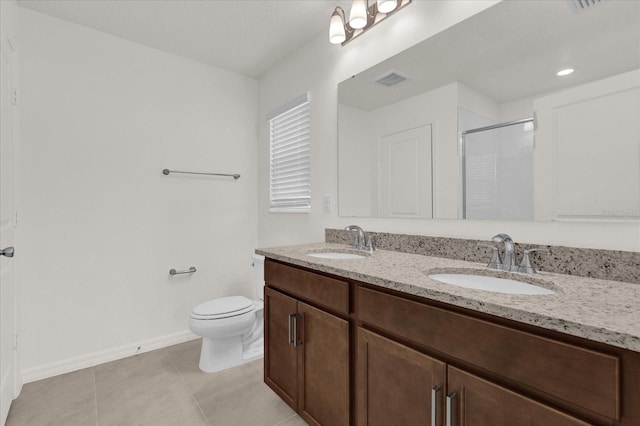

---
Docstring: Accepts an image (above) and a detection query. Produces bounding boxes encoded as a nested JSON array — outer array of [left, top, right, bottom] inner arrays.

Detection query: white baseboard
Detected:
[[21, 330, 199, 384]]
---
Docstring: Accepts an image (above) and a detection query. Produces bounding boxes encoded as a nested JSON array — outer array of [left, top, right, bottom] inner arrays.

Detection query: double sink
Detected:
[[307, 249, 555, 296]]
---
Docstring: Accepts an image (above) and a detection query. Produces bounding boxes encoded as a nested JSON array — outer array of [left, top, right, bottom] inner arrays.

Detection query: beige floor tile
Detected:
[[7, 341, 282, 426], [95, 347, 176, 393], [275, 414, 309, 426], [198, 377, 295, 426], [167, 338, 263, 401], [135, 402, 209, 426], [7, 399, 97, 426], [13, 367, 94, 401], [6, 368, 96, 426], [96, 368, 194, 426]]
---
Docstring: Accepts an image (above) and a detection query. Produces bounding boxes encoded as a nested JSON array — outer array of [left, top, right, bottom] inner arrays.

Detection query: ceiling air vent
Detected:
[[570, 0, 602, 12], [375, 71, 407, 87]]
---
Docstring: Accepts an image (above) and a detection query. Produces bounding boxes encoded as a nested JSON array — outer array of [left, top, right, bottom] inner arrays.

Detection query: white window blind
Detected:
[[268, 93, 311, 212]]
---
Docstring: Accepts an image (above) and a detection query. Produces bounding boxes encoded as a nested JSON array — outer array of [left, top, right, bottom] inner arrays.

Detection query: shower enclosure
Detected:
[[460, 118, 534, 220]]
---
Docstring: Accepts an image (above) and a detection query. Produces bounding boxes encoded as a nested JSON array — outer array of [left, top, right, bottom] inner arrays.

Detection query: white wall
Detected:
[[457, 83, 499, 122], [17, 8, 258, 380], [338, 104, 375, 217], [498, 98, 534, 123], [257, 0, 640, 252]]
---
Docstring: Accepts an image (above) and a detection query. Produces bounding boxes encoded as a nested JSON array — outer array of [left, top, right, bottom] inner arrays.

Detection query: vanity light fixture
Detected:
[[556, 68, 575, 76], [329, 0, 412, 46]]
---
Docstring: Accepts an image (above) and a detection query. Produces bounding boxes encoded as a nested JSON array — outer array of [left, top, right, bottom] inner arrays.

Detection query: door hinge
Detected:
[[12, 88, 18, 105], [14, 333, 18, 349]]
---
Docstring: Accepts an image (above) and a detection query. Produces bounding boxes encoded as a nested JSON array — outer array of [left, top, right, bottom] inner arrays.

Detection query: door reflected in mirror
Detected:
[[338, 0, 640, 221]]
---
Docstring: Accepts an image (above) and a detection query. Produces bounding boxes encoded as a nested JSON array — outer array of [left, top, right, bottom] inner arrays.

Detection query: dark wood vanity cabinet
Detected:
[[357, 325, 591, 426], [263, 259, 640, 426], [264, 287, 298, 409], [357, 327, 446, 426], [357, 285, 639, 426], [447, 366, 591, 426], [264, 261, 350, 426]]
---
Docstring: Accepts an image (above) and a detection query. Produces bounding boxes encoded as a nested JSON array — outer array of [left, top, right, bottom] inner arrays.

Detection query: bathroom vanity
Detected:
[[257, 243, 640, 426]]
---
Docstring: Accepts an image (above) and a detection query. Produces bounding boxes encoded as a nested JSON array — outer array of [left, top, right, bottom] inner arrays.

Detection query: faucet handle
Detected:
[[517, 248, 549, 274], [365, 235, 376, 253], [477, 243, 502, 269]]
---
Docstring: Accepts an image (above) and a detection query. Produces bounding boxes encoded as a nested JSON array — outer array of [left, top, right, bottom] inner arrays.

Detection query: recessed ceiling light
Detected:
[[557, 68, 575, 77]]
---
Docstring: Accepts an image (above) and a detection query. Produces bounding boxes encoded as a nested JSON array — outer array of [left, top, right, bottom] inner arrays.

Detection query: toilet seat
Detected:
[[191, 296, 256, 320]]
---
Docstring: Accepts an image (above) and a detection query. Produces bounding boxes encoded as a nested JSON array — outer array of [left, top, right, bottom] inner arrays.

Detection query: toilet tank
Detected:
[[252, 254, 265, 300]]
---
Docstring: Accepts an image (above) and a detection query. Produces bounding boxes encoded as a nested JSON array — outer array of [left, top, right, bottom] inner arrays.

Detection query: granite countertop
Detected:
[[256, 242, 640, 353]]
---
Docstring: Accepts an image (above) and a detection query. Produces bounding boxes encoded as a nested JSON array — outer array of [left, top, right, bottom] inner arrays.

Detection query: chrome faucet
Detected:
[[480, 234, 549, 274], [344, 225, 375, 253], [492, 233, 517, 271]]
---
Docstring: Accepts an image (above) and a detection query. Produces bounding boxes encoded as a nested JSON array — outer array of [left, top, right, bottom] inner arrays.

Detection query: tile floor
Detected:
[[6, 339, 307, 426]]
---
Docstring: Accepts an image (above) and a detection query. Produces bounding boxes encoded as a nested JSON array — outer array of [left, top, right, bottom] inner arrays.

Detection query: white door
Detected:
[[533, 71, 640, 220], [379, 125, 433, 218], [0, 34, 19, 425]]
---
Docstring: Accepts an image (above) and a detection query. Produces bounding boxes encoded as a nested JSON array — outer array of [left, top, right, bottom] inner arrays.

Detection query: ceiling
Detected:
[[17, 0, 350, 79], [339, 0, 640, 110]]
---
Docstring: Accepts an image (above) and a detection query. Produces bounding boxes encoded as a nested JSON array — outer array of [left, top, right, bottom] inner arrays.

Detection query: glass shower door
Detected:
[[462, 119, 534, 220]]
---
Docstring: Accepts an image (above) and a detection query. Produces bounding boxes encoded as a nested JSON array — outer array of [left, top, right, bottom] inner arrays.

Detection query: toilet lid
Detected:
[[191, 296, 255, 319]]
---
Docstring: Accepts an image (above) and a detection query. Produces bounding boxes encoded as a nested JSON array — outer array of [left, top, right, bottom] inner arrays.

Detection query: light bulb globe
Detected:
[[349, 0, 368, 29], [329, 9, 346, 44], [377, 0, 397, 13]]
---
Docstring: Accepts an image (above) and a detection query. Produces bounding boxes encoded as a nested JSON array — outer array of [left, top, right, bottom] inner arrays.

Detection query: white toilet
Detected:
[[189, 254, 265, 373]]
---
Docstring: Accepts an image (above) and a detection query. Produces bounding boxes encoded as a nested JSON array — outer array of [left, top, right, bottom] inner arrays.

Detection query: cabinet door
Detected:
[[264, 287, 298, 410], [447, 366, 590, 426], [298, 302, 349, 426], [357, 328, 446, 426]]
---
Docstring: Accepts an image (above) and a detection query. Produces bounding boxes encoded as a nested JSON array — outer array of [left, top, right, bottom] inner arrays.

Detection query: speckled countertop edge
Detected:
[[256, 242, 640, 353]]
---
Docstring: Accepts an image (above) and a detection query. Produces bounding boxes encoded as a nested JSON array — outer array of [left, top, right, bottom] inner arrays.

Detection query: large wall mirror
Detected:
[[338, 0, 640, 221]]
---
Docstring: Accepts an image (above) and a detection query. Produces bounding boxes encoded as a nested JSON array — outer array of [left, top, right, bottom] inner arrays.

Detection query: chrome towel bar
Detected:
[[169, 266, 197, 276], [162, 169, 240, 180]]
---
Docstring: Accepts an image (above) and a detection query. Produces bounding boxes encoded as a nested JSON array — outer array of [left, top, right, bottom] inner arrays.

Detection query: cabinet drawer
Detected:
[[265, 259, 349, 315], [358, 286, 620, 420]]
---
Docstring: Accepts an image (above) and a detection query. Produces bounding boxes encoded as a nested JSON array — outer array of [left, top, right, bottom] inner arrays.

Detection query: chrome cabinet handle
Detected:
[[292, 314, 300, 347], [431, 385, 441, 426], [446, 392, 456, 426], [1, 247, 14, 257], [288, 314, 296, 345]]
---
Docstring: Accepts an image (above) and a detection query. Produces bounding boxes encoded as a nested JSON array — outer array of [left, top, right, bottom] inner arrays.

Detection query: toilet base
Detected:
[[198, 336, 264, 373]]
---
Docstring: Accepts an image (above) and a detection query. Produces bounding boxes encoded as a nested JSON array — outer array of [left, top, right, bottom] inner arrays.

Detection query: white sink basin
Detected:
[[428, 273, 555, 295], [308, 252, 366, 260]]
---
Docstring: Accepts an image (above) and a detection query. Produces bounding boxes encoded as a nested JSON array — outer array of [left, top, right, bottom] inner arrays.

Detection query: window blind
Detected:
[[268, 93, 311, 212], [466, 153, 497, 210]]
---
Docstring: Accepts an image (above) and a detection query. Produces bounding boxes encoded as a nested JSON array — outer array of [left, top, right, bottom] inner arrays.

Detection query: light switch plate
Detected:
[[323, 194, 332, 213]]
